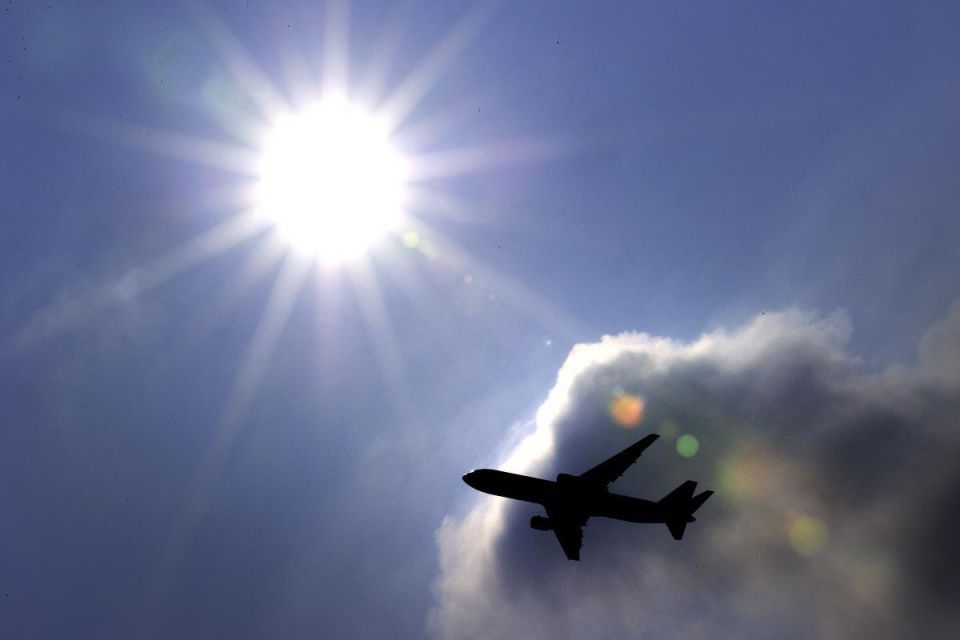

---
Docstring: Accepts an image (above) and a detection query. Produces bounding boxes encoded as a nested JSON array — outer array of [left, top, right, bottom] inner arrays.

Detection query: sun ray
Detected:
[[219, 252, 312, 427], [69, 114, 260, 174], [389, 85, 495, 149], [406, 185, 486, 226], [355, 2, 410, 107], [270, 14, 323, 111], [197, 71, 272, 147], [124, 212, 267, 291], [378, 2, 499, 131], [406, 134, 576, 181], [189, 0, 290, 121], [409, 226, 587, 344], [321, 0, 351, 96], [309, 262, 344, 363], [345, 259, 413, 420], [14, 212, 267, 349], [155, 253, 309, 560], [137, 250, 310, 631], [185, 232, 289, 342], [368, 236, 462, 336]]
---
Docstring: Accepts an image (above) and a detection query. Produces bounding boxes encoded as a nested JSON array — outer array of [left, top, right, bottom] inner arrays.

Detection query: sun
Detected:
[[254, 96, 409, 264]]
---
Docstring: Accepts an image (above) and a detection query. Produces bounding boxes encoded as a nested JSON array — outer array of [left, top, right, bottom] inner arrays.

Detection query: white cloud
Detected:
[[430, 307, 960, 639]]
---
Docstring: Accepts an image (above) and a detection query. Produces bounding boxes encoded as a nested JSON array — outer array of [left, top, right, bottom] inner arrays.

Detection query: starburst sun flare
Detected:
[[254, 97, 409, 264]]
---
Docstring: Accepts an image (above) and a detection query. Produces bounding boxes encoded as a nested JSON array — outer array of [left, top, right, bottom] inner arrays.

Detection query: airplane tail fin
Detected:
[[658, 481, 714, 540]]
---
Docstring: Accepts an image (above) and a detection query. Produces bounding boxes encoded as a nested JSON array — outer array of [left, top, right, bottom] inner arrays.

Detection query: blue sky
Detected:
[[2, 2, 959, 638]]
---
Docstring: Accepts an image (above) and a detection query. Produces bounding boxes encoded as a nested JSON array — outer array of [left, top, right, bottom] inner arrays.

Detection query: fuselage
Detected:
[[462, 468, 666, 523]]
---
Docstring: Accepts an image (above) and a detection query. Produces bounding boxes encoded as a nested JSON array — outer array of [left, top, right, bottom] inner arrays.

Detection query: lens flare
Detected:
[[402, 230, 420, 248], [716, 444, 782, 502], [788, 515, 828, 556], [676, 434, 700, 457], [608, 391, 645, 428], [659, 419, 679, 438]]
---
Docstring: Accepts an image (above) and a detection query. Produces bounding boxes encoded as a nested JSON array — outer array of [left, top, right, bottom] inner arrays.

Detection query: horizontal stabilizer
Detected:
[[691, 490, 713, 513], [659, 482, 712, 541], [666, 519, 688, 541]]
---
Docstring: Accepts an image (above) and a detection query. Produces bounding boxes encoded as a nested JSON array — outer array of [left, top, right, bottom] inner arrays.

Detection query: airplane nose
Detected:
[[462, 471, 476, 487]]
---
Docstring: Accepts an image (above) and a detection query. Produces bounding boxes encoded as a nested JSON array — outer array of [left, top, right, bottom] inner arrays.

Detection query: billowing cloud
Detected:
[[430, 305, 960, 640]]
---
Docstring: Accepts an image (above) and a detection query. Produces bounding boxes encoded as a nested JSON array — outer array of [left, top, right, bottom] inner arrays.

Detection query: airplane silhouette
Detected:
[[462, 434, 713, 560]]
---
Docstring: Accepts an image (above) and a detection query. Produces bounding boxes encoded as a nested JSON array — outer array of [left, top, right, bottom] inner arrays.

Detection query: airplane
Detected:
[[462, 433, 713, 560]]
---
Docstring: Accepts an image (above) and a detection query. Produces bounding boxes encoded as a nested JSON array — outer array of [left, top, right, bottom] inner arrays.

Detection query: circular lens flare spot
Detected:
[[717, 444, 781, 502], [256, 98, 408, 263], [788, 515, 828, 556], [402, 231, 420, 248], [676, 434, 700, 457], [659, 419, 679, 438], [608, 391, 645, 428]]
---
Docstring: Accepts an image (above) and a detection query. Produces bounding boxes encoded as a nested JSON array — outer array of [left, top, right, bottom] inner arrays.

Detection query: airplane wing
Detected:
[[579, 433, 660, 487], [545, 504, 585, 561]]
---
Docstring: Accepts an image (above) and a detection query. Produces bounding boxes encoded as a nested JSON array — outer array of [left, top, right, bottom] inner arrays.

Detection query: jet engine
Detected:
[[530, 515, 553, 531]]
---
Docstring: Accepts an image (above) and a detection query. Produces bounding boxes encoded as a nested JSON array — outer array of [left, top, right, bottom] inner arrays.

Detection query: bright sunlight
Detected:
[[255, 97, 409, 263]]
